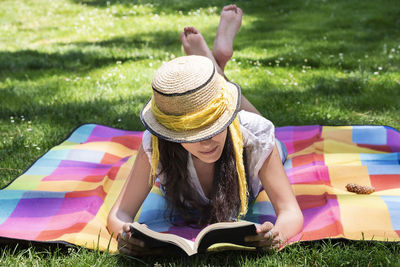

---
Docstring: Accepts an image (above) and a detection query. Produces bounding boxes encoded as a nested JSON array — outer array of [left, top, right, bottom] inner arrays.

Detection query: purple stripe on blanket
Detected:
[[293, 125, 322, 141], [55, 196, 104, 216], [302, 197, 341, 232], [11, 198, 65, 218], [86, 125, 143, 142], [168, 226, 202, 242], [386, 127, 400, 152]]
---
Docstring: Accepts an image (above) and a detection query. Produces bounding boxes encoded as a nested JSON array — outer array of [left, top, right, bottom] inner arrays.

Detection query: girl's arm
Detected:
[[246, 143, 303, 249], [107, 143, 152, 238]]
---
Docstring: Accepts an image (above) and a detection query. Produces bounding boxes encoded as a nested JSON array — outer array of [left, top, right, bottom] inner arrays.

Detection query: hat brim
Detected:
[[140, 81, 241, 143]]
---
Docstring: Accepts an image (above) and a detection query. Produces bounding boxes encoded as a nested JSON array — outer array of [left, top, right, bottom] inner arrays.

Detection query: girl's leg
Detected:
[[212, 4, 243, 71], [179, 27, 225, 76], [211, 5, 261, 115], [179, 16, 261, 115]]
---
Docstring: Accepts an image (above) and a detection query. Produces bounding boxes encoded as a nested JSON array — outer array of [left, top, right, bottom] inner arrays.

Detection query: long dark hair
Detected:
[[158, 130, 246, 226]]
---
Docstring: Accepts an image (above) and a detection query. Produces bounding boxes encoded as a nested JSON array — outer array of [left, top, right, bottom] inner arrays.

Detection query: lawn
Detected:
[[1, 0, 399, 265]]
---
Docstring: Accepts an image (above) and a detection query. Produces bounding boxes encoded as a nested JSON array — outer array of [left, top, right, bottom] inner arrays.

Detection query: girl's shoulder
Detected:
[[141, 130, 153, 164], [238, 110, 275, 134]]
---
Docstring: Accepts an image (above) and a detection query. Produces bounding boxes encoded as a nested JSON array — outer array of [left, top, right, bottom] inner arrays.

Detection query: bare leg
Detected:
[[212, 4, 243, 71], [179, 27, 224, 76], [179, 26, 261, 115]]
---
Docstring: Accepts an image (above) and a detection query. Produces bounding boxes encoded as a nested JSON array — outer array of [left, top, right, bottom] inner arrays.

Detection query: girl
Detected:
[[107, 5, 303, 256]]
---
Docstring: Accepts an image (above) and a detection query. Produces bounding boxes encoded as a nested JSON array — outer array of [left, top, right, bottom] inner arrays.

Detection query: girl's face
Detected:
[[181, 129, 227, 164]]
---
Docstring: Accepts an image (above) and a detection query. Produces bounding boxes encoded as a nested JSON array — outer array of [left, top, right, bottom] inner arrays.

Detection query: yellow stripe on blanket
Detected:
[[73, 142, 136, 158], [324, 139, 385, 154], [328, 166, 372, 190], [337, 195, 399, 241], [6, 175, 43, 190], [321, 126, 353, 144]]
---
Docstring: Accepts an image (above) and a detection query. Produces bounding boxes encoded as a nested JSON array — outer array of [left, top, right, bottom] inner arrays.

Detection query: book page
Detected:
[[180, 238, 195, 250], [131, 222, 196, 255], [194, 221, 256, 252]]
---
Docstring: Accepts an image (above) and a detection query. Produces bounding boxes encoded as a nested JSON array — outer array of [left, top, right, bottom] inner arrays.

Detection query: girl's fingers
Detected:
[[245, 229, 277, 242], [263, 230, 279, 240], [256, 222, 274, 234], [127, 237, 145, 247], [245, 228, 284, 251], [118, 231, 145, 247]]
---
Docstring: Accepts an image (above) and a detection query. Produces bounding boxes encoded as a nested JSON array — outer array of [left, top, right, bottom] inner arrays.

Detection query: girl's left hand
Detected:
[[244, 222, 285, 251]]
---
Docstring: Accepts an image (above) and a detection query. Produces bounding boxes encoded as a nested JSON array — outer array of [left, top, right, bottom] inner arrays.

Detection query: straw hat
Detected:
[[140, 55, 241, 143]]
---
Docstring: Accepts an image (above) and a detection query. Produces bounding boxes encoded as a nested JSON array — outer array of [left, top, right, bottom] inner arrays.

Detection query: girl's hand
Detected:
[[118, 223, 163, 257], [244, 222, 285, 251]]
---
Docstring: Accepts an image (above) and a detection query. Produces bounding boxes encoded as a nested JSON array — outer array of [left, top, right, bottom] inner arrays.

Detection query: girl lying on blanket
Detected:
[[107, 5, 303, 256]]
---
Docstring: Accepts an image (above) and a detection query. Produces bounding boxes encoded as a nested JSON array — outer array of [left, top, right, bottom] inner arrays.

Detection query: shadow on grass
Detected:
[[0, 30, 180, 82], [0, 93, 147, 130], [2, 0, 399, 82], [72, 0, 224, 12], [1, 0, 399, 129], [243, 74, 400, 126], [233, 0, 400, 72]]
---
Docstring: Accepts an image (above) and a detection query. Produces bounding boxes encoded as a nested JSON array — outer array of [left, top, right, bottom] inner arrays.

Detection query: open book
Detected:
[[129, 221, 257, 256]]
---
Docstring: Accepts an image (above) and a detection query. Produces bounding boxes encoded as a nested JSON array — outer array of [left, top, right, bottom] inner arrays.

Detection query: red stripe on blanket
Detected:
[[357, 144, 392, 153], [296, 193, 338, 210], [111, 135, 142, 150], [101, 153, 123, 164], [107, 166, 121, 180], [293, 136, 322, 153], [370, 175, 400, 191], [82, 175, 106, 182], [292, 153, 324, 168]]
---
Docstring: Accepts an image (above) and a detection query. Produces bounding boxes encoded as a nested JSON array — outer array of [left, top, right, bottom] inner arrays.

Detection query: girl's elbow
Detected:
[[106, 213, 115, 234], [295, 208, 304, 231]]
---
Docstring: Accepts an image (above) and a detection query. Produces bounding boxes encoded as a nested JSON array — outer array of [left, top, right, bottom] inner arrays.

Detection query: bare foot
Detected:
[[212, 5, 243, 70], [179, 27, 223, 75]]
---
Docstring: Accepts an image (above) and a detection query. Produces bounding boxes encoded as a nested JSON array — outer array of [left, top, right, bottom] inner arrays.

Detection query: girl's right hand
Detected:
[[117, 223, 155, 256]]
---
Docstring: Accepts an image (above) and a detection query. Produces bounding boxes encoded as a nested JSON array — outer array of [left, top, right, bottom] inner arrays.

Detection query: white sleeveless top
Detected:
[[141, 110, 276, 204]]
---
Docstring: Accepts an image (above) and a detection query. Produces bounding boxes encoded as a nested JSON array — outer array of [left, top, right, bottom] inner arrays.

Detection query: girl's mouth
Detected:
[[199, 146, 218, 155]]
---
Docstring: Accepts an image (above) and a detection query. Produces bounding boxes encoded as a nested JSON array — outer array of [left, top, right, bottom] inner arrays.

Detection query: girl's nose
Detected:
[[199, 138, 213, 147]]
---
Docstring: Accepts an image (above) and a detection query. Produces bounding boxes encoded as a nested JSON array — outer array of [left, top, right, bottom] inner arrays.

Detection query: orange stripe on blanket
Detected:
[[37, 222, 87, 241], [65, 185, 106, 200], [300, 221, 344, 241]]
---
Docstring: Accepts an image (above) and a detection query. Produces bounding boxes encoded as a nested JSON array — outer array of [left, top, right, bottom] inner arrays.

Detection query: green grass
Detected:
[[1, 240, 399, 266], [1, 0, 399, 265]]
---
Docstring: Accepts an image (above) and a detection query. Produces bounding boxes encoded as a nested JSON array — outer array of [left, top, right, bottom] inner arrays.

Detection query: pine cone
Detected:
[[345, 183, 375, 194]]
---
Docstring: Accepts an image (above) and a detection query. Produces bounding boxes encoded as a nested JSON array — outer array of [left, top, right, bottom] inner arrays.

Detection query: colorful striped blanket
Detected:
[[0, 124, 399, 253]]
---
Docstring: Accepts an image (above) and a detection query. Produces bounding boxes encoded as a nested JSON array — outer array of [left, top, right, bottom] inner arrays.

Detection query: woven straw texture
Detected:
[[141, 55, 241, 143]]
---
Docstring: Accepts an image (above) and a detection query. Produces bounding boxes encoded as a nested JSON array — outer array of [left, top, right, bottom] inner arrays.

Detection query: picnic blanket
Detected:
[[0, 124, 399, 253]]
